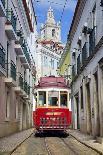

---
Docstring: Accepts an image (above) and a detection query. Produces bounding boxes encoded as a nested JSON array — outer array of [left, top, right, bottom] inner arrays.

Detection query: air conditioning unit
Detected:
[[82, 22, 88, 34]]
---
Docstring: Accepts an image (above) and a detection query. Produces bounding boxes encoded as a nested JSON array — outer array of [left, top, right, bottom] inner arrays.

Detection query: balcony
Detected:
[[0, 43, 6, 75], [82, 42, 88, 66], [5, 61, 17, 87], [15, 41, 23, 56], [5, 9, 17, 40], [23, 83, 30, 100], [14, 74, 30, 99], [18, 39, 30, 69], [0, 0, 6, 17], [14, 73, 24, 94], [23, 43, 31, 63], [89, 26, 96, 56]]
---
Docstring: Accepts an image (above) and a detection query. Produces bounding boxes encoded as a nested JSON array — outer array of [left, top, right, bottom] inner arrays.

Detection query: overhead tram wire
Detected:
[[60, 0, 68, 23], [34, 0, 69, 24], [33, 0, 63, 6]]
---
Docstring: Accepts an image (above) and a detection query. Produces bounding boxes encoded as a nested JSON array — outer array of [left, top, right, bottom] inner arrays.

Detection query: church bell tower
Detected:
[[40, 7, 61, 43]]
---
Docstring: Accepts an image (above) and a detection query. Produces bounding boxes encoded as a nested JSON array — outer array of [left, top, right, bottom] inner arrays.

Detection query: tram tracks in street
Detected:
[[61, 137, 79, 155], [44, 137, 54, 155], [43, 133, 77, 155]]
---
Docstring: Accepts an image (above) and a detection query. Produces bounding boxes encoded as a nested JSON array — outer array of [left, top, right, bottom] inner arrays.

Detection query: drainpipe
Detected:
[[7, 42, 9, 77]]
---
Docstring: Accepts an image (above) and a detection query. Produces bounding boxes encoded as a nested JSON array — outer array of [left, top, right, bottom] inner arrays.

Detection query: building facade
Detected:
[[58, 43, 71, 81], [0, 0, 37, 137], [35, 7, 63, 82], [68, 0, 103, 139]]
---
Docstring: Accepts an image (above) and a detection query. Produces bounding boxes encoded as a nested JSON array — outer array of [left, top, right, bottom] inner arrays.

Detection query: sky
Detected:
[[33, 0, 77, 44]]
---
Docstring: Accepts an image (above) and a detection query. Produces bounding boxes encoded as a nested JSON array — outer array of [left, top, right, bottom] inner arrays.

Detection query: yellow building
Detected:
[[58, 44, 71, 81]]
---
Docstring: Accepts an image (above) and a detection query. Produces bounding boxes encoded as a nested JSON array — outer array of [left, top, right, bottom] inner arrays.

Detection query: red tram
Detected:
[[33, 76, 72, 132]]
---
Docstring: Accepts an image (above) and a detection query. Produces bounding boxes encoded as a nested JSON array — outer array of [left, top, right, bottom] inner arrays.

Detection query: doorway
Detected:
[[75, 94, 80, 129], [94, 72, 100, 136], [86, 82, 92, 134]]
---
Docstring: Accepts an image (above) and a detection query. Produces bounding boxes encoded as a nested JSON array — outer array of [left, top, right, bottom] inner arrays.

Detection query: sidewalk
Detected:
[[0, 128, 33, 155], [68, 129, 103, 155]]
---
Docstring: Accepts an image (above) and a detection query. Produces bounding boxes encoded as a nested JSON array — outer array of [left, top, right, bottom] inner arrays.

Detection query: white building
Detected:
[[0, 0, 37, 137], [35, 7, 64, 82], [68, 0, 103, 140]]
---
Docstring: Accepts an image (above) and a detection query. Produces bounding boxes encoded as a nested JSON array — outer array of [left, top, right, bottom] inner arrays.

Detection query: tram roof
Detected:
[[35, 76, 68, 89]]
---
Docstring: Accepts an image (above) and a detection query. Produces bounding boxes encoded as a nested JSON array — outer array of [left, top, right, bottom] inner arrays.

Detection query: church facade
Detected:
[[35, 7, 64, 83]]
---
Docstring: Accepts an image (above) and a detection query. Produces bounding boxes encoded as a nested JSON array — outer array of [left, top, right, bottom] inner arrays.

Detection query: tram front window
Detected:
[[48, 91, 59, 106], [38, 91, 46, 106], [60, 92, 67, 107]]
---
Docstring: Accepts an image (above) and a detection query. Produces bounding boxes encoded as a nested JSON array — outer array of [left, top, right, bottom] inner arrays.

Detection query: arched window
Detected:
[[52, 29, 55, 37]]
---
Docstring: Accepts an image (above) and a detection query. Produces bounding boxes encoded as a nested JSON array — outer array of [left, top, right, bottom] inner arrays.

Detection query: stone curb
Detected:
[[9, 132, 33, 155], [69, 132, 103, 155]]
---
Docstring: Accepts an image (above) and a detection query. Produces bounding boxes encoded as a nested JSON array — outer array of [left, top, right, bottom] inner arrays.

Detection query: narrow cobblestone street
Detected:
[[10, 133, 100, 155], [0, 129, 102, 155]]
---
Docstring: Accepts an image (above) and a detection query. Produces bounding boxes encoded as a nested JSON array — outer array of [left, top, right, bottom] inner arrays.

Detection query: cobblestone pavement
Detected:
[[11, 133, 100, 155], [0, 129, 102, 155], [0, 129, 33, 155], [68, 129, 103, 154]]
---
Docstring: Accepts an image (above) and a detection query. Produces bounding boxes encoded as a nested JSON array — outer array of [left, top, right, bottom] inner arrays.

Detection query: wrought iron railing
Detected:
[[18, 73, 30, 95], [6, 9, 17, 33], [19, 36, 30, 64], [82, 42, 88, 65], [89, 26, 96, 56], [0, 44, 5, 68], [22, 42, 30, 63], [77, 54, 81, 74], [11, 61, 16, 81]]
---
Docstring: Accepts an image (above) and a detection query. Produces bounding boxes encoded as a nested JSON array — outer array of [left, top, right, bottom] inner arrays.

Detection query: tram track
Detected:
[[61, 137, 79, 155], [44, 137, 54, 155], [43, 134, 77, 155]]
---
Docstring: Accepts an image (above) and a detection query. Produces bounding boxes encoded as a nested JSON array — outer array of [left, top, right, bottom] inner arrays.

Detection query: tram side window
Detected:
[[60, 92, 67, 107], [38, 91, 46, 106]]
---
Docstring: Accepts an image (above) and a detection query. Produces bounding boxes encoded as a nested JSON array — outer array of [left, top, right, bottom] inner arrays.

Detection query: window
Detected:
[[6, 89, 10, 118], [92, 4, 96, 28], [50, 59, 54, 69], [60, 91, 67, 107], [38, 91, 46, 106], [44, 30, 45, 38], [48, 91, 59, 106], [52, 29, 55, 37], [80, 86, 84, 109], [15, 98, 18, 119], [57, 61, 59, 68], [44, 56, 48, 66]]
